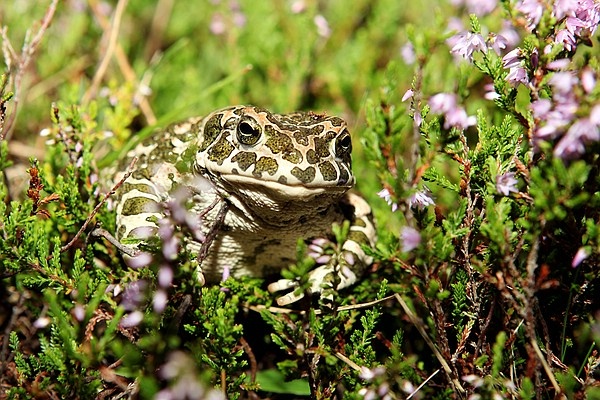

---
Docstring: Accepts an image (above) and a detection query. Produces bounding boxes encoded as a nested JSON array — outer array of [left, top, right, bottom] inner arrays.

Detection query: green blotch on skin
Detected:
[[208, 138, 234, 164], [201, 113, 224, 151], [120, 182, 155, 195], [291, 166, 316, 183], [121, 197, 159, 216], [306, 149, 319, 164], [264, 126, 303, 164], [348, 230, 371, 246], [232, 151, 258, 171], [254, 157, 279, 176], [318, 162, 337, 181], [314, 136, 333, 159]]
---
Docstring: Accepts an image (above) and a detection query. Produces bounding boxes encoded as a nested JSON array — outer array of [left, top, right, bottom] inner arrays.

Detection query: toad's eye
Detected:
[[335, 130, 352, 159], [237, 117, 262, 146]]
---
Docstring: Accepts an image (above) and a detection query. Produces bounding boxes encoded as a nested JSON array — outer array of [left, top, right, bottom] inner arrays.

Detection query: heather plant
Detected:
[[1, 0, 599, 399]]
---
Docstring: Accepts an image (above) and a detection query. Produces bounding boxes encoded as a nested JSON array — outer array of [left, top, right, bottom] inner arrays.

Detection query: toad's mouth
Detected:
[[219, 173, 354, 200]]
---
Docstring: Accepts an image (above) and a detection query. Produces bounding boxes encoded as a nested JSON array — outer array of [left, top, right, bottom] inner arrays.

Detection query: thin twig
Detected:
[[1, 0, 58, 140], [88, 0, 156, 124], [91, 227, 138, 257], [198, 199, 229, 263], [246, 294, 397, 315], [394, 293, 465, 394], [407, 368, 440, 400], [240, 337, 258, 382], [61, 157, 138, 253], [334, 352, 362, 371], [83, 0, 130, 104], [530, 338, 561, 394]]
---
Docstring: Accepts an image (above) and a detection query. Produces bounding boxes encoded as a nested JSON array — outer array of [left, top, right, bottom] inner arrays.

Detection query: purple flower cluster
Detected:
[[450, 0, 498, 16], [447, 27, 511, 64], [448, 31, 487, 62], [530, 64, 600, 159], [117, 182, 214, 327], [516, 0, 600, 50], [156, 352, 225, 400], [407, 188, 435, 210], [209, 1, 246, 36], [429, 93, 476, 130], [502, 48, 531, 87], [553, 0, 600, 51]]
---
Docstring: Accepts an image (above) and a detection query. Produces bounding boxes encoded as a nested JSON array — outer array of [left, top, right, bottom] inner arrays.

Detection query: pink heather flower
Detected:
[[450, 0, 497, 15], [552, 117, 599, 159], [377, 188, 399, 212], [553, 0, 579, 19], [401, 42, 416, 65], [308, 238, 333, 264], [158, 265, 174, 288], [158, 220, 179, 261], [233, 11, 246, 28], [414, 110, 423, 126], [555, 29, 577, 51], [533, 99, 577, 141], [590, 105, 600, 125], [548, 72, 579, 95], [400, 226, 421, 252], [449, 31, 487, 61], [502, 48, 523, 69], [506, 66, 529, 86], [484, 83, 501, 100], [581, 68, 596, 93], [33, 317, 51, 329], [221, 265, 231, 281], [359, 366, 386, 381], [429, 93, 457, 114], [444, 106, 476, 130], [121, 280, 148, 311], [465, 0, 497, 15], [291, 0, 306, 14], [499, 22, 521, 48], [516, 0, 544, 30], [571, 247, 589, 268], [496, 172, 519, 196], [531, 99, 553, 119], [487, 33, 509, 55], [402, 89, 414, 102], [126, 251, 153, 269], [408, 189, 435, 210], [73, 304, 85, 321], [153, 289, 168, 313], [566, 16, 587, 35], [314, 15, 331, 38], [429, 93, 475, 130], [209, 13, 226, 35], [554, 132, 587, 159], [547, 58, 571, 71], [120, 311, 144, 328]]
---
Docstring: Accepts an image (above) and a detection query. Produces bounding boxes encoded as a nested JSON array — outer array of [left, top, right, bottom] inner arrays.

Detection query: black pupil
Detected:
[[240, 122, 257, 137], [338, 135, 351, 152]]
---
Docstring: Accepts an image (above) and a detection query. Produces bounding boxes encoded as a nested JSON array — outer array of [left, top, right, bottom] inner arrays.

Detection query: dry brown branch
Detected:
[[1, 0, 58, 141], [88, 0, 156, 125], [394, 293, 466, 395], [61, 156, 137, 253], [83, 0, 130, 105]]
